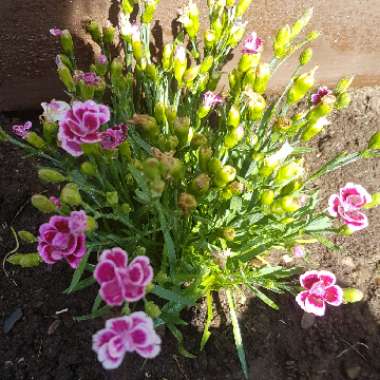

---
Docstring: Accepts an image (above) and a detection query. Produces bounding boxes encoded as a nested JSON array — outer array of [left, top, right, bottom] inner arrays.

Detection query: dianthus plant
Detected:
[[2, 0, 380, 376]]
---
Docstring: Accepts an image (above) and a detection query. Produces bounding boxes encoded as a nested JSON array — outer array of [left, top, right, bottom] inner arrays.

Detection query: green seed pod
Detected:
[[60, 183, 82, 206], [18, 230, 37, 243], [247, 92, 266, 121], [25, 132, 46, 150], [368, 131, 380, 150], [38, 168, 66, 184], [343, 288, 364, 303], [274, 25, 290, 58], [200, 56, 214, 74], [335, 92, 351, 109], [145, 301, 161, 318], [190, 173, 210, 195], [335, 76, 354, 94], [178, 192, 197, 214], [261, 190, 275, 206], [60, 30, 74, 56], [199, 146, 213, 172], [86, 216, 98, 232], [280, 195, 301, 212], [254, 63, 271, 94], [299, 47, 313, 66], [227, 104, 240, 128], [31, 194, 57, 213], [106, 191, 119, 206], [86, 20, 102, 43], [214, 165, 236, 187], [224, 126, 244, 148]]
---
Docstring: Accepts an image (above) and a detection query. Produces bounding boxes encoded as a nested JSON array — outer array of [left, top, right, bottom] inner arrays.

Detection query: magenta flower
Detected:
[[37, 211, 87, 268], [49, 27, 62, 37], [58, 100, 110, 157], [74, 71, 102, 86], [296, 270, 343, 317], [311, 86, 333, 105], [12, 121, 32, 139], [41, 99, 70, 123], [328, 183, 372, 232], [49, 196, 62, 209], [242, 32, 263, 54], [97, 54, 108, 65], [100, 125, 127, 150], [94, 248, 153, 306], [93, 312, 161, 369], [202, 91, 223, 108]]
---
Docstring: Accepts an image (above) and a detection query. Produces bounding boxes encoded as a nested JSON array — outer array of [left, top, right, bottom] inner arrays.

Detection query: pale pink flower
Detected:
[[41, 99, 70, 123], [12, 121, 32, 139], [328, 183, 371, 232], [202, 91, 223, 108], [242, 32, 263, 54], [94, 248, 153, 306], [296, 270, 343, 317], [293, 245, 305, 258], [58, 100, 110, 156], [100, 125, 128, 150], [37, 211, 87, 268], [311, 86, 332, 105], [97, 54, 108, 65], [50, 27, 62, 37], [93, 312, 161, 369]]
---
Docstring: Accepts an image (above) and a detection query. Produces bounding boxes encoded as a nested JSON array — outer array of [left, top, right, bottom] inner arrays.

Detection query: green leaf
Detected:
[[167, 323, 196, 359], [305, 216, 332, 232], [151, 286, 194, 306], [200, 291, 213, 350], [64, 250, 91, 294], [74, 305, 110, 321], [91, 294, 102, 313], [226, 289, 248, 379], [230, 196, 242, 212], [248, 285, 279, 310], [311, 233, 340, 251], [233, 244, 269, 263]]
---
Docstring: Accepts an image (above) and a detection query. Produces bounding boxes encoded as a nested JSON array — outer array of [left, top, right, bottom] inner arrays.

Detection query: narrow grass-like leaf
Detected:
[[167, 323, 196, 358], [91, 294, 102, 314], [200, 291, 213, 350], [151, 285, 194, 306], [226, 289, 248, 379], [248, 285, 279, 310], [64, 250, 91, 294], [74, 305, 110, 321]]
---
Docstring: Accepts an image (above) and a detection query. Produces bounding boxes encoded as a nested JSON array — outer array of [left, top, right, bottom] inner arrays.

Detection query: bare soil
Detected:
[[0, 88, 379, 380]]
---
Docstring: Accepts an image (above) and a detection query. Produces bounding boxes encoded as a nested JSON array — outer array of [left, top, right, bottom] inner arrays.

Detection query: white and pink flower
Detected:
[[242, 32, 263, 54], [100, 124, 128, 150], [202, 91, 223, 109], [74, 71, 102, 86], [94, 247, 153, 306], [49, 27, 62, 37], [93, 312, 161, 369], [328, 183, 371, 232], [58, 100, 110, 157], [296, 270, 343, 317], [41, 99, 70, 123], [293, 245, 305, 258], [311, 86, 332, 105], [12, 121, 32, 139]]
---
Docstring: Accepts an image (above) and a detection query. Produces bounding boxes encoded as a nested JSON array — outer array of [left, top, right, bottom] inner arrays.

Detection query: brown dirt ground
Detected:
[[0, 88, 379, 380]]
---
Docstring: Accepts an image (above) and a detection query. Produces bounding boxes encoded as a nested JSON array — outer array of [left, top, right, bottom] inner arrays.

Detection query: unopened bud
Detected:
[[25, 132, 46, 149], [178, 192, 197, 214], [31, 194, 57, 213], [287, 67, 317, 105], [236, 0, 253, 18], [335, 92, 351, 109], [247, 92, 266, 120], [191, 133, 208, 147], [60, 183, 82, 206], [142, 0, 158, 24], [204, 29, 216, 49], [42, 122, 58, 143], [224, 126, 244, 148], [228, 181, 244, 195], [299, 47, 313, 66], [131, 114, 159, 137], [280, 195, 301, 212], [261, 190, 275, 206], [162, 43, 174, 70], [275, 161, 304, 183], [154, 102, 166, 124], [145, 301, 161, 318], [368, 131, 380, 150], [222, 227, 236, 241], [18, 230, 37, 243], [200, 56, 214, 74], [227, 104, 240, 128], [86, 216, 98, 232], [214, 165, 236, 187], [81, 161, 97, 177], [335, 76, 354, 94], [143, 158, 161, 180], [306, 30, 320, 41], [57, 64, 75, 92], [190, 173, 210, 195], [254, 63, 271, 94], [60, 30, 74, 56], [290, 8, 313, 39], [174, 46, 187, 85], [273, 117, 292, 133], [38, 168, 66, 184], [86, 20, 102, 43], [106, 191, 119, 206], [174, 117, 190, 146], [274, 25, 290, 58], [199, 146, 213, 172], [343, 288, 364, 303], [238, 53, 260, 73]]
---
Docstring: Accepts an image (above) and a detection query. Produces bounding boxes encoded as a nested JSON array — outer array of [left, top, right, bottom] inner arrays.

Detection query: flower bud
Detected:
[[227, 105, 240, 128], [222, 227, 236, 241], [228, 21, 247, 47], [86, 20, 102, 43], [191, 133, 208, 147], [38, 168, 66, 184], [110, 57, 124, 77], [174, 116, 190, 146], [340, 225, 354, 236], [335, 92, 351, 109], [224, 126, 244, 148], [60, 30, 74, 56], [190, 173, 210, 195], [18, 230, 37, 243], [60, 183, 82, 206], [174, 46, 187, 85], [7, 253, 41, 268], [200, 56, 214, 74], [131, 114, 159, 137], [280, 195, 301, 212], [273, 117, 291, 133], [121, 203, 132, 214], [154, 102, 166, 124], [103, 22, 116, 45], [368, 131, 380, 150], [287, 67, 317, 105], [290, 8, 313, 39], [261, 190, 275, 206], [306, 30, 320, 41], [274, 25, 290, 58], [145, 301, 161, 318], [106, 191, 119, 206], [25, 132, 46, 149], [301, 117, 330, 142], [308, 94, 336, 120], [299, 48, 313, 66], [31, 194, 57, 213], [236, 0, 253, 18], [335, 76, 354, 94], [271, 200, 285, 215], [275, 161, 304, 183], [132, 35, 144, 62], [199, 146, 213, 172], [214, 165, 236, 187], [79, 162, 96, 177], [204, 29, 216, 49], [143, 158, 161, 180], [228, 181, 244, 195], [178, 192, 197, 214], [208, 158, 223, 175], [165, 105, 177, 125], [57, 63, 75, 92], [42, 122, 58, 143], [238, 53, 260, 73], [119, 140, 132, 160], [254, 63, 271, 94], [247, 92, 266, 120], [162, 43, 174, 70], [343, 288, 364, 304], [184, 65, 200, 88]]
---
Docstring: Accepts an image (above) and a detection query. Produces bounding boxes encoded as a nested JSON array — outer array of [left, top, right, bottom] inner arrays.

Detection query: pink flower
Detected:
[[293, 245, 305, 258], [311, 86, 332, 105], [94, 248, 153, 306], [37, 211, 87, 268], [202, 91, 223, 108], [100, 125, 128, 150], [93, 312, 161, 369], [49, 196, 61, 209], [97, 54, 108, 65], [41, 99, 70, 123], [58, 100, 110, 157], [296, 270, 343, 317], [328, 183, 371, 232], [74, 71, 101, 86], [242, 32, 263, 54], [12, 121, 32, 139], [50, 27, 62, 37]]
